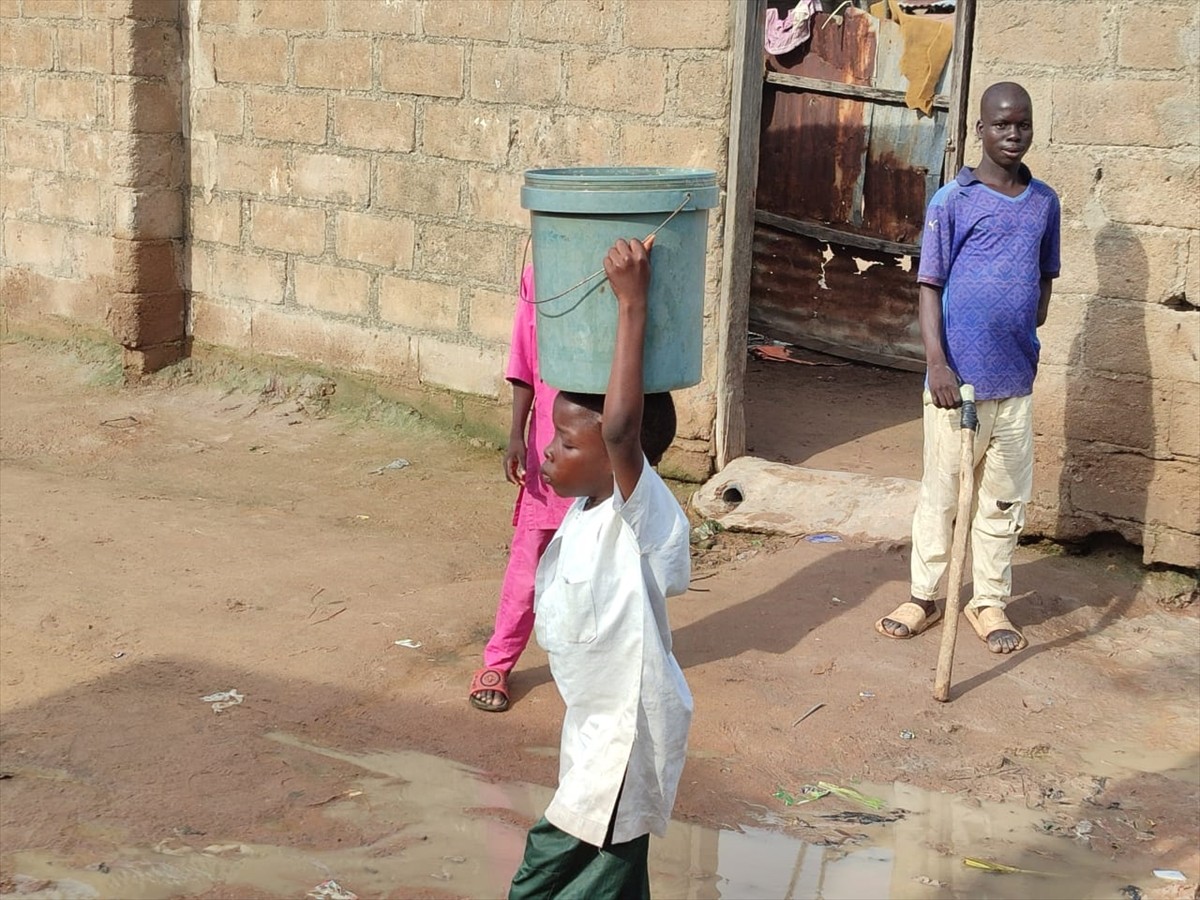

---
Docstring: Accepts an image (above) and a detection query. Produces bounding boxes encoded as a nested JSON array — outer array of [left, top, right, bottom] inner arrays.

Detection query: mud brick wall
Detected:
[[0, 0, 187, 376], [969, 1, 1200, 566], [184, 0, 731, 475]]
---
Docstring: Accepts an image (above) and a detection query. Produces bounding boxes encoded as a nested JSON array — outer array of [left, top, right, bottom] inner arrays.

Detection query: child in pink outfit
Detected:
[[470, 265, 574, 712]]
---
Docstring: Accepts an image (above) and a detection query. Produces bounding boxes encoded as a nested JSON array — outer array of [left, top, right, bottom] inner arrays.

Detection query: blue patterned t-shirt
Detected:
[[918, 166, 1061, 401]]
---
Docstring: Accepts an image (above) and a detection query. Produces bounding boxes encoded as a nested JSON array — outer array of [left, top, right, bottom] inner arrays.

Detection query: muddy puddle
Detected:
[[2, 732, 1171, 900]]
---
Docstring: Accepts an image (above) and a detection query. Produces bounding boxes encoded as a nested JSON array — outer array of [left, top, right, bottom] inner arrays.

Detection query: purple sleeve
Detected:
[[1040, 192, 1061, 279], [505, 265, 535, 385], [917, 192, 953, 288]]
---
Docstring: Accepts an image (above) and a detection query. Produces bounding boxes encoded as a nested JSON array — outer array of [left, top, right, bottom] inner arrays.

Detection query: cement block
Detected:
[[380, 40, 464, 98], [190, 294, 252, 348], [249, 201, 326, 256], [190, 195, 241, 246], [295, 37, 372, 90], [248, 0, 326, 30], [422, 104, 511, 163], [417, 222, 514, 285], [519, 0, 614, 45], [248, 90, 327, 144], [294, 259, 370, 317], [333, 0, 419, 34], [466, 285, 514, 344], [379, 275, 460, 331], [210, 246, 285, 304], [471, 45, 561, 105], [35, 75, 99, 125], [334, 96, 415, 152], [290, 151, 369, 204], [335, 211, 415, 269], [376, 157, 463, 215], [692, 457, 920, 543], [415, 333, 505, 397], [212, 33, 287, 85], [191, 87, 245, 137], [106, 288, 185, 346], [1053, 77, 1198, 149], [422, 0, 511, 41], [623, 0, 729, 49], [566, 52, 666, 115], [250, 305, 416, 380]]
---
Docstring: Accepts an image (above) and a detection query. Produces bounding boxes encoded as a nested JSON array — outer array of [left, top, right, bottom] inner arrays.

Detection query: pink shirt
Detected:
[[507, 266, 574, 529]]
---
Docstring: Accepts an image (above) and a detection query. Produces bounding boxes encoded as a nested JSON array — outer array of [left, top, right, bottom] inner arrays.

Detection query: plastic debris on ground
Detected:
[[791, 702, 825, 727], [900, 729, 916, 740], [804, 533, 843, 543], [690, 519, 724, 545], [200, 689, 244, 713], [774, 781, 886, 811], [859, 691, 875, 699], [913, 875, 948, 887], [394, 639, 423, 649], [369, 458, 410, 475], [820, 810, 905, 825], [307, 880, 359, 900], [962, 857, 1059, 877], [1119, 886, 1144, 900], [1154, 871, 1188, 882]]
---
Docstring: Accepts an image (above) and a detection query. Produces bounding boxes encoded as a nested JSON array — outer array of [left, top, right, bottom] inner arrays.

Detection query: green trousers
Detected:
[[508, 817, 651, 900]]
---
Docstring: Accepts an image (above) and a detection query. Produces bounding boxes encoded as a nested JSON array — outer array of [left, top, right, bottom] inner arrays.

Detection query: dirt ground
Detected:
[[1, 333, 1197, 900]]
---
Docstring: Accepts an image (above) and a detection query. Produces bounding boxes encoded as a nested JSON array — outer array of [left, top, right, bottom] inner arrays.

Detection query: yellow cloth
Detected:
[[870, 0, 954, 115]]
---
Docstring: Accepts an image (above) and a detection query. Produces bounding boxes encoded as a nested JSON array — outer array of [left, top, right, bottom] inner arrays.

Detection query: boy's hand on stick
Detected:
[[927, 362, 962, 409], [603, 235, 654, 308]]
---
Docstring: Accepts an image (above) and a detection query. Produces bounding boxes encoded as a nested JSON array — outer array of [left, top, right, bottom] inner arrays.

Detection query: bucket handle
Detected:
[[521, 192, 694, 306]]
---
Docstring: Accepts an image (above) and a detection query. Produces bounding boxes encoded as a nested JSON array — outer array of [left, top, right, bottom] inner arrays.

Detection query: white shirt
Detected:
[[534, 457, 693, 846]]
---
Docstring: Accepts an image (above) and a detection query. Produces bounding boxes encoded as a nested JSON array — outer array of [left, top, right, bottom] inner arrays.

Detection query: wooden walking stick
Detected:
[[933, 384, 978, 703]]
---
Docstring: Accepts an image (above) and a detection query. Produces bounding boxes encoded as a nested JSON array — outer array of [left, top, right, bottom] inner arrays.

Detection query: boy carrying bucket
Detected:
[[507, 235, 693, 899]]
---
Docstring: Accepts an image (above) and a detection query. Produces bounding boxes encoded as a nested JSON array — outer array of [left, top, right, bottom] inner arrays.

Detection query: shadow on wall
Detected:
[[1057, 223, 1152, 553]]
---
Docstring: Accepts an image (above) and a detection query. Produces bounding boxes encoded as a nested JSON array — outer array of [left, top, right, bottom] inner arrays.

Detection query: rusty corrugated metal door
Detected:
[[751, 3, 955, 368]]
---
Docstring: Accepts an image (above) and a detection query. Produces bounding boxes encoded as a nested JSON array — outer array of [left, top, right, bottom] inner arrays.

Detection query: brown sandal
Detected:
[[964, 606, 1028, 653], [469, 667, 510, 712], [875, 601, 942, 639]]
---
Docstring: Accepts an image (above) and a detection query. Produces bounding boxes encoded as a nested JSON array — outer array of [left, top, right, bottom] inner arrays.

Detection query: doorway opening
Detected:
[[721, 0, 975, 479]]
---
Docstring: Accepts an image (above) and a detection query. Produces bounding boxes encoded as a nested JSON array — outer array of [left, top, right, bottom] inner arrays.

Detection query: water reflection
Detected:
[[2, 734, 1169, 900]]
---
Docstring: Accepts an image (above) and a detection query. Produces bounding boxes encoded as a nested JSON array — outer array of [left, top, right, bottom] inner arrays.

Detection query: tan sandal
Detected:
[[875, 601, 942, 639], [964, 606, 1028, 653]]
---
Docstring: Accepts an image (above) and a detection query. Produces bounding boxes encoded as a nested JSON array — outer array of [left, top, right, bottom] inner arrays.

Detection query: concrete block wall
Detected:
[[0, 0, 187, 377], [185, 0, 732, 472], [971, 0, 1200, 566]]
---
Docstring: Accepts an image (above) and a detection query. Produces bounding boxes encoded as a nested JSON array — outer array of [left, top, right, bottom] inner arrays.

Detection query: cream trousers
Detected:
[[910, 393, 1034, 610]]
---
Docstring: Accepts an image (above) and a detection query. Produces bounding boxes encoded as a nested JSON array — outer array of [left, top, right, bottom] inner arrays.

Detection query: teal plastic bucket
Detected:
[[521, 166, 719, 394]]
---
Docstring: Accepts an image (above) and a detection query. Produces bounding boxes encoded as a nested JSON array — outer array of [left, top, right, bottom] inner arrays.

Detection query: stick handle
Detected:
[[933, 384, 978, 702]]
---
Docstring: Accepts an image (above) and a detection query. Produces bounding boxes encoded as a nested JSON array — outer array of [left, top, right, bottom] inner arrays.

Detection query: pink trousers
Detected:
[[483, 508, 557, 673]]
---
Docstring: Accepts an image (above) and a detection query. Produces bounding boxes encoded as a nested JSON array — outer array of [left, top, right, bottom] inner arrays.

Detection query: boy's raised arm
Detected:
[[601, 237, 653, 501]]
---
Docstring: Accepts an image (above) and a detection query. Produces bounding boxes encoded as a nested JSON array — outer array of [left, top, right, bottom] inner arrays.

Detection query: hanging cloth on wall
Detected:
[[870, 0, 954, 114], [765, 0, 819, 56]]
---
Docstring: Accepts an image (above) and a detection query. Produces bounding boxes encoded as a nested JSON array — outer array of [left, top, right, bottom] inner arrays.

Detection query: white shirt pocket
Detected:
[[541, 575, 597, 647]]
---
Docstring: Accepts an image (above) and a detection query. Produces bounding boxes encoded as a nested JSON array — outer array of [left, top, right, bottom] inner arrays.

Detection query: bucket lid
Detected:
[[522, 166, 719, 214]]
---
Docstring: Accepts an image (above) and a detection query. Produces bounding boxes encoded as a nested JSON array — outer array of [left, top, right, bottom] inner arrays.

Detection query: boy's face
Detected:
[[542, 395, 612, 499], [976, 94, 1033, 169]]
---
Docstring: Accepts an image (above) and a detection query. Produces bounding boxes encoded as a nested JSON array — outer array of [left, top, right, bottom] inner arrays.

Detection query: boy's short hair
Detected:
[[559, 392, 677, 466]]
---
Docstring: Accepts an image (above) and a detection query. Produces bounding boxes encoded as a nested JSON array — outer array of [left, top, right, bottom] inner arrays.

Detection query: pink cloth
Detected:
[[483, 265, 573, 672], [505, 265, 574, 531], [765, 0, 817, 55], [483, 509, 557, 672]]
